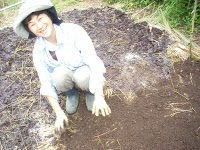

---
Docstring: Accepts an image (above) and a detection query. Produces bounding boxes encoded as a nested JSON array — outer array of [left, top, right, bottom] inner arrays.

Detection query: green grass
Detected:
[[0, 0, 79, 12], [104, 0, 200, 33], [0, 0, 21, 8], [52, 0, 79, 12], [0, 0, 79, 22]]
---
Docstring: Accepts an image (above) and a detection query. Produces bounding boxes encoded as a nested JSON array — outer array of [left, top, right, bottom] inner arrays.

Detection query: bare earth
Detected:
[[0, 5, 200, 150]]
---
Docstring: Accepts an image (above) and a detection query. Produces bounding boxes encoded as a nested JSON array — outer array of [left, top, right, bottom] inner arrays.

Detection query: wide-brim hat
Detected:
[[13, 0, 62, 39]]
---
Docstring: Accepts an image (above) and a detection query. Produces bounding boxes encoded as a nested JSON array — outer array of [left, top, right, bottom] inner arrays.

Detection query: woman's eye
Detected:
[[38, 17, 42, 21], [30, 24, 35, 28]]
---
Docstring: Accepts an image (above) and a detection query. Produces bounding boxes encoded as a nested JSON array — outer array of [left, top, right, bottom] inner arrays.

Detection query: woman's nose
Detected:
[[36, 22, 43, 29]]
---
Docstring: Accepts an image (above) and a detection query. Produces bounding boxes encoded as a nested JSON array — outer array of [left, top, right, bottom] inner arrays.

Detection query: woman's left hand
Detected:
[[92, 95, 111, 116]]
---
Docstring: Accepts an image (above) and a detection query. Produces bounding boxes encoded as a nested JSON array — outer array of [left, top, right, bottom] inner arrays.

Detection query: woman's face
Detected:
[[27, 13, 55, 39]]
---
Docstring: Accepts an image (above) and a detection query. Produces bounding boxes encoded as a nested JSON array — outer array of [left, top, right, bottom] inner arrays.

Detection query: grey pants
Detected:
[[52, 65, 90, 93]]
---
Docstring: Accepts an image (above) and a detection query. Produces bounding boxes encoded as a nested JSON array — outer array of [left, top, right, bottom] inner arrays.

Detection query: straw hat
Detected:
[[13, 0, 62, 39]]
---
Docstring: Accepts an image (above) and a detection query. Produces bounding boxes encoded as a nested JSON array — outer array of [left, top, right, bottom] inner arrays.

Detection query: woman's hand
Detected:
[[46, 96, 68, 134], [92, 95, 111, 116], [55, 110, 69, 134]]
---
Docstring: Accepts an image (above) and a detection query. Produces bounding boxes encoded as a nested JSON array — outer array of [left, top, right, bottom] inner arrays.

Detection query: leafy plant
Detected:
[[103, 0, 200, 32], [52, 0, 78, 12]]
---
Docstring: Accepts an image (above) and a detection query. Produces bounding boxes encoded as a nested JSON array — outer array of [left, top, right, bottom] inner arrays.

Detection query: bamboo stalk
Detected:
[[0, 1, 24, 12], [189, 0, 197, 56]]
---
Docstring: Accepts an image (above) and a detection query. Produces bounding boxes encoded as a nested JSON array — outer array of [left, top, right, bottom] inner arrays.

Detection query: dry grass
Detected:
[[110, 2, 199, 60], [104, 86, 114, 99], [114, 88, 136, 105], [165, 102, 195, 117], [130, 7, 200, 60], [108, 2, 200, 60], [93, 127, 121, 150], [0, 7, 19, 29]]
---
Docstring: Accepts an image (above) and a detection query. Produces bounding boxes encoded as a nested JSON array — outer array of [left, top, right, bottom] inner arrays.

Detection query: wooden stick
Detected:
[[189, 0, 197, 56], [0, 1, 24, 12]]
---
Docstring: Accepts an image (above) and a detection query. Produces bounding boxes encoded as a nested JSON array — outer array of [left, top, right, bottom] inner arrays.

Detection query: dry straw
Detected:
[[130, 4, 200, 60]]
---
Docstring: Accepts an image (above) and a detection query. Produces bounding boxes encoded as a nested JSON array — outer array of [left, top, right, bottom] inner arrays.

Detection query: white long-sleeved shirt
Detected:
[[33, 23, 106, 100]]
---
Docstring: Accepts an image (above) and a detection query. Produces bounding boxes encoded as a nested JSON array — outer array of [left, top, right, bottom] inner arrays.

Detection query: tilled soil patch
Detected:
[[61, 7, 171, 92], [0, 7, 199, 150]]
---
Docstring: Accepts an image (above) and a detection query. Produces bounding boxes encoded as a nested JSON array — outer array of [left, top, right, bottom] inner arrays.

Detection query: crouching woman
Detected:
[[13, 0, 111, 133]]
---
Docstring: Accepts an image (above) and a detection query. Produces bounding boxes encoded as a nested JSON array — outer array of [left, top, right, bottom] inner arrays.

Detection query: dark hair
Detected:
[[22, 10, 51, 38], [22, 7, 63, 38]]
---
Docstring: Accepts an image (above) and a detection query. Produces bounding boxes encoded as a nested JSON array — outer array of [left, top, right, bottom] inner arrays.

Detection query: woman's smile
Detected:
[[40, 26, 47, 34]]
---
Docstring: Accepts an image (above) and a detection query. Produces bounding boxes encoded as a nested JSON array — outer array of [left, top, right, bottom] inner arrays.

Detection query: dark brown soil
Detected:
[[0, 7, 200, 150]]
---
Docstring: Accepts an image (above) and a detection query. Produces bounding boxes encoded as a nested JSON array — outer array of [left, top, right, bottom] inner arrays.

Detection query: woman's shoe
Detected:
[[65, 87, 79, 114]]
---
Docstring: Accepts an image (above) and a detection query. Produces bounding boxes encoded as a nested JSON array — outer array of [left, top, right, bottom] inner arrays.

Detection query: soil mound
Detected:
[[61, 7, 171, 93]]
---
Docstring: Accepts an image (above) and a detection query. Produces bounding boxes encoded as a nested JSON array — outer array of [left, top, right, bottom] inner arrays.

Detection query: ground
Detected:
[[0, 4, 200, 150]]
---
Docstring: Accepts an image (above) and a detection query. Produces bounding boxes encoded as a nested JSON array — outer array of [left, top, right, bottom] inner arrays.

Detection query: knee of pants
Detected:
[[52, 66, 74, 92], [73, 66, 90, 91]]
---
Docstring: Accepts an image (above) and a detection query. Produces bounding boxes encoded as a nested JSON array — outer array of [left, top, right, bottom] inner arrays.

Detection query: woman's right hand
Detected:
[[55, 110, 69, 134]]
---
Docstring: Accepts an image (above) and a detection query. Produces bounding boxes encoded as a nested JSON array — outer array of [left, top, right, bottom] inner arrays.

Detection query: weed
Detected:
[[104, 0, 200, 32], [0, 0, 21, 8], [52, 0, 78, 12]]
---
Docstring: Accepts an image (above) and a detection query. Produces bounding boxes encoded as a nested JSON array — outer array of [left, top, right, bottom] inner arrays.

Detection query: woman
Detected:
[[13, 0, 111, 133]]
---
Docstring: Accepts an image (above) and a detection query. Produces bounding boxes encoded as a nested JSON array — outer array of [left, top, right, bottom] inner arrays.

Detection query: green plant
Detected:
[[52, 0, 78, 12], [0, 0, 21, 8], [162, 0, 199, 31], [0, 12, 3, 17], [104, 0, 200, 32]]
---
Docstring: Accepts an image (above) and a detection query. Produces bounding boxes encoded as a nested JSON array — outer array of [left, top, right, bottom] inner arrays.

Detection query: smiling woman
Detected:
[[13, 0, 111, 134]]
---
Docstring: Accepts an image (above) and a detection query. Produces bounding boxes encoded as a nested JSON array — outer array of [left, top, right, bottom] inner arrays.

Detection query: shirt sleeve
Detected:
[[33, 41, 58, 100], [72, 24, 106, 94]]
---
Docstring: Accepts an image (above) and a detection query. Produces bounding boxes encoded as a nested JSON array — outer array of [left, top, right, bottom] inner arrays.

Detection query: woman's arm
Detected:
[[46, 96, 63, 113]]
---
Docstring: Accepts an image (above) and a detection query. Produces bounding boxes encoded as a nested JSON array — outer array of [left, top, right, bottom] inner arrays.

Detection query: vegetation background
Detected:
[[103, 0, 200, 59], [104, 0, 199, 32], [0, 0, 200, 32], [1, 0, 199, 32], [0, 0, 199, 58]]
